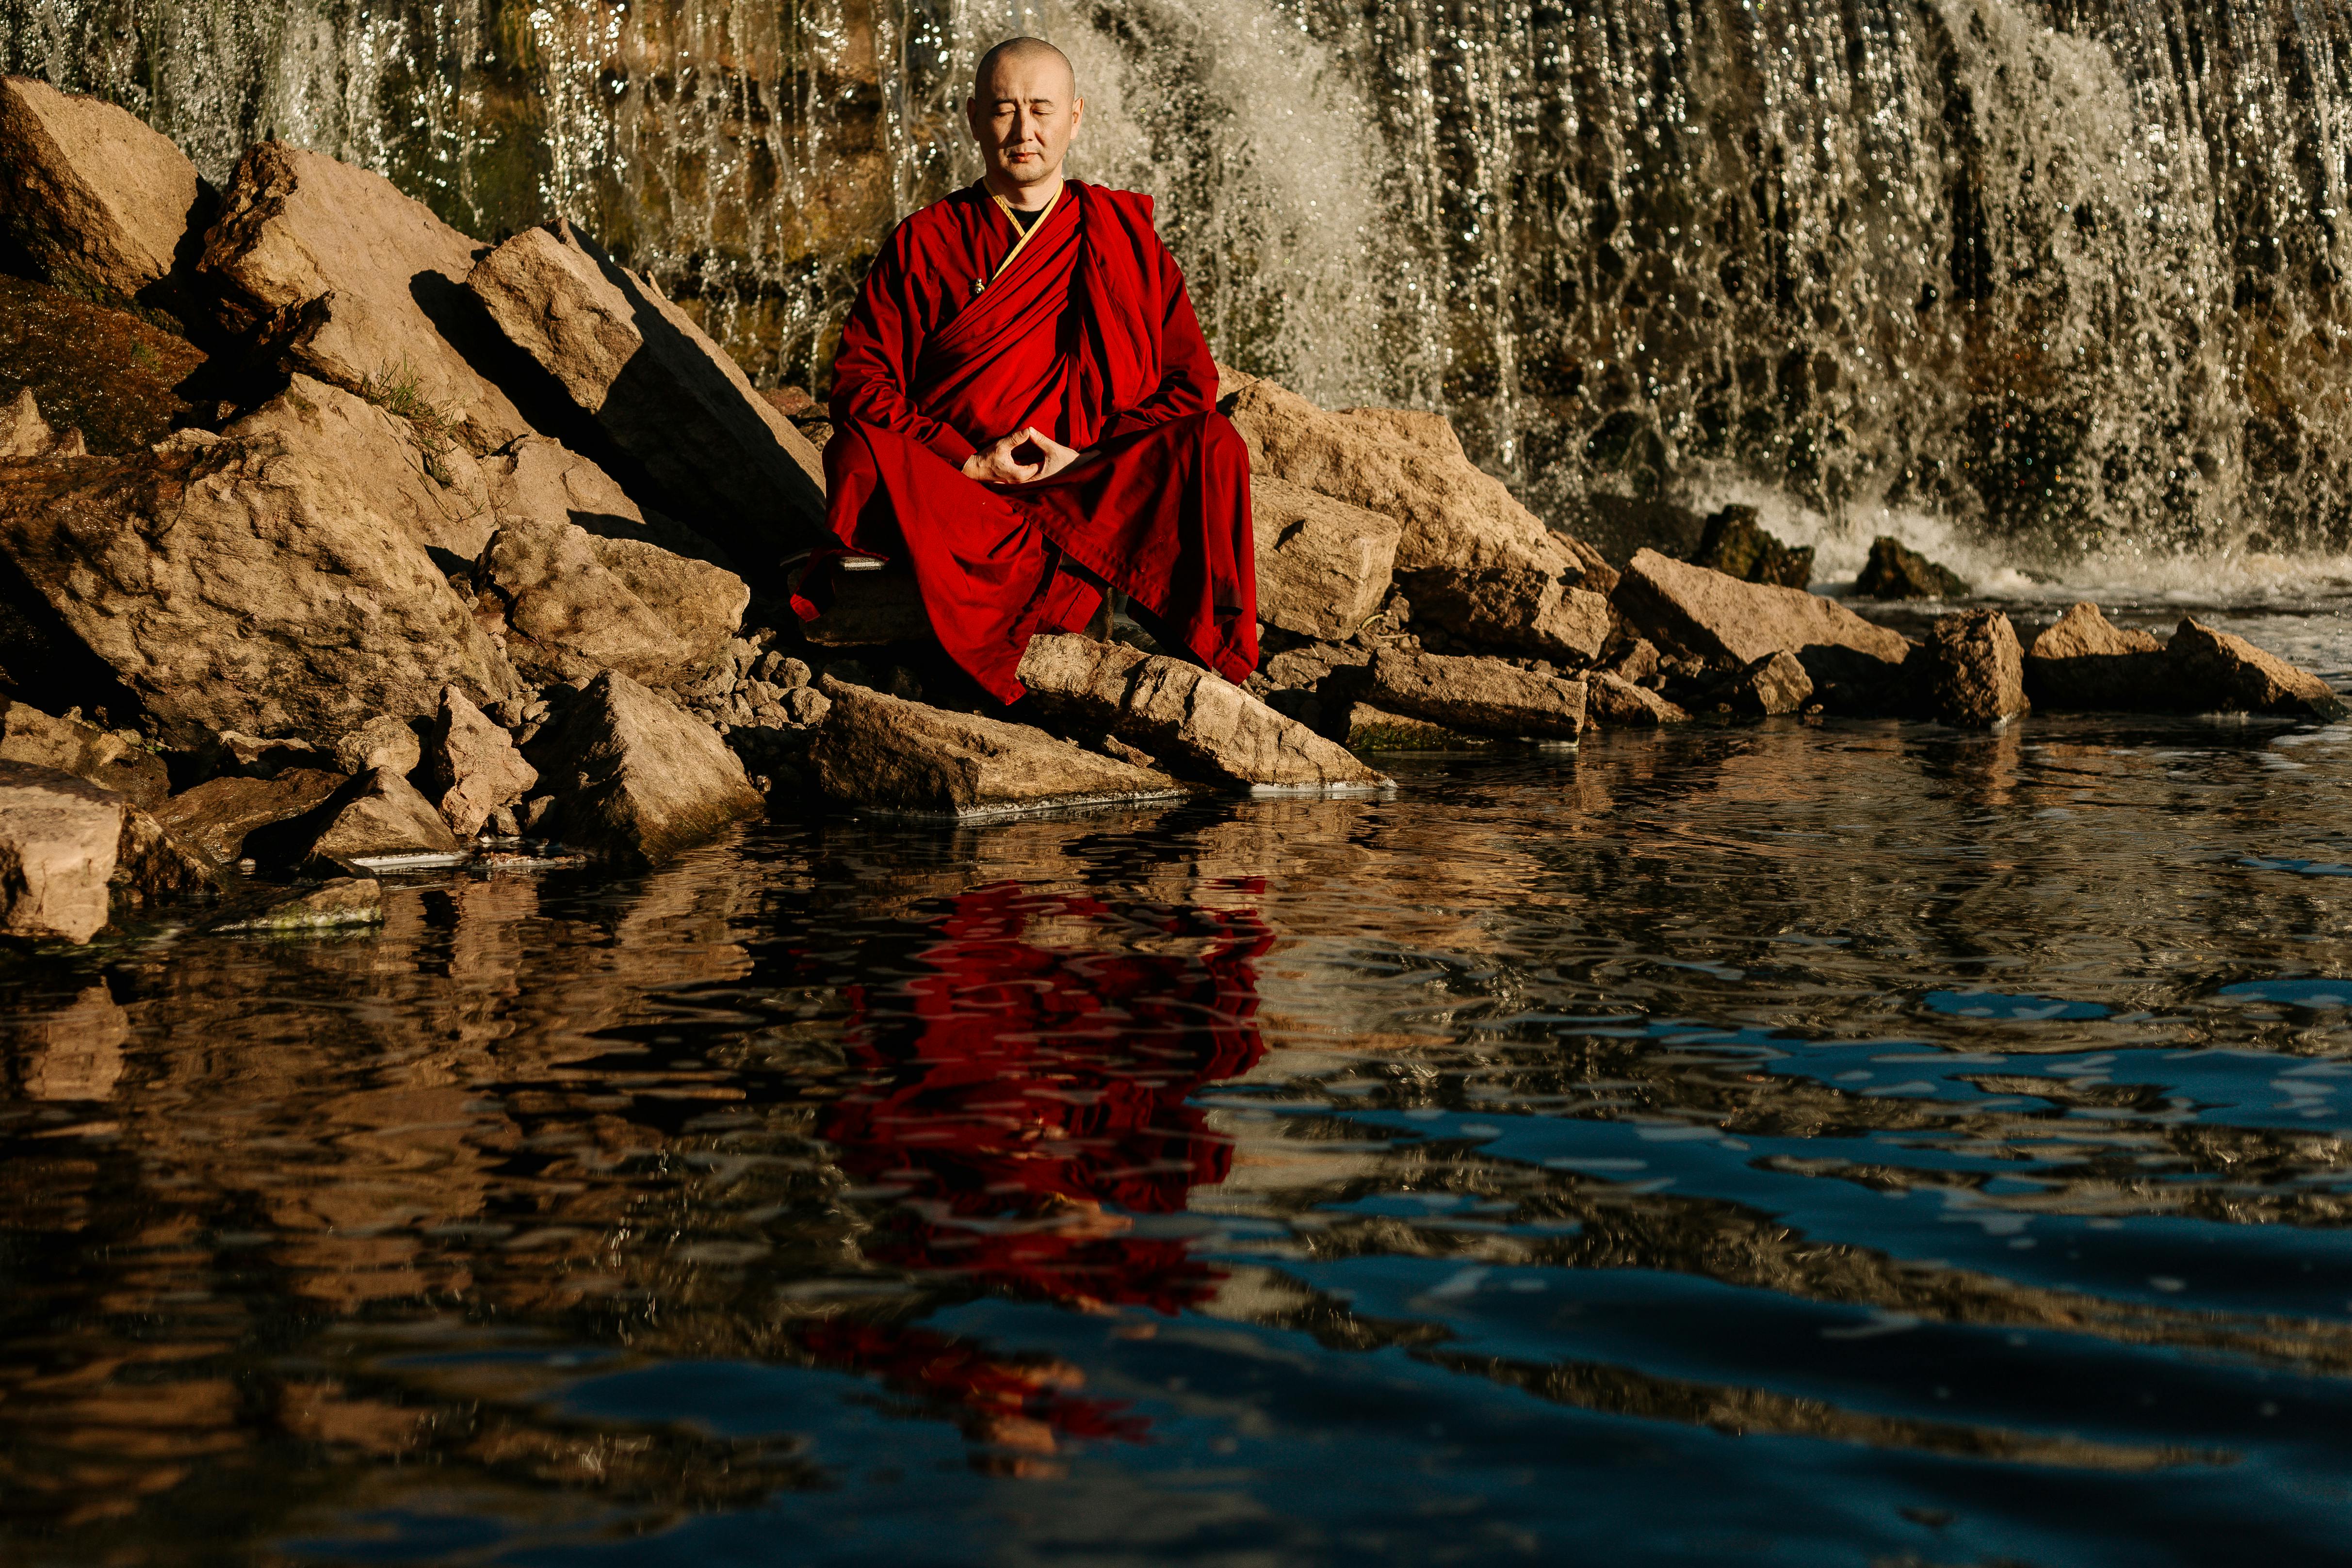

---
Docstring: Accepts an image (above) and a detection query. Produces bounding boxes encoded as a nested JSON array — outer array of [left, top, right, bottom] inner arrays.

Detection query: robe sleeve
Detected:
[[829, 222, 977, 469], [1095, 226, 1217, 446]]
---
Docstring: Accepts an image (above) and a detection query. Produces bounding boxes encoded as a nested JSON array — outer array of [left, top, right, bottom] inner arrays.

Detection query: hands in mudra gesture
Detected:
[[962, 426, 1089, 485]]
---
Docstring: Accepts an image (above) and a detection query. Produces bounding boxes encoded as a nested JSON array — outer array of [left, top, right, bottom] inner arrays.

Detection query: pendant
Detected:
[[970, 278, 986, 297]]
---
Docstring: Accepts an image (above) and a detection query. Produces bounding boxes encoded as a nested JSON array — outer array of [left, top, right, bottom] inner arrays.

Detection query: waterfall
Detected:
[[8, 0, 2352, 566]]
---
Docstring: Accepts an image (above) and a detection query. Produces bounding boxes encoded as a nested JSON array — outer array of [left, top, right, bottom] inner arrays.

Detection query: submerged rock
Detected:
[[1920, 609, 2029, 727], [0, 77, 209, 318], [213, 876, 384, 934], [1615, 549, 1912, 676], [199, 142, 534, 451], [466, 221, 827, 571], [0, 761, 216, 943], [1688, 505, 1814, 589], [153, 768, 346, 862], [1854, 536, 1970, 599], [2168, 617, 2349, 718], [522, 670, 765, 864], [1018, 634, 1385, 790], [1367, 649, 1587, 739], [422, 687, 537, 838], [1251, 475, 1402, 642], [810, 677, 1189, 818], [0, 378, 519, 744], [2023, 602, 2164, 711], [1345, 703, 1488, 750], [0, 698, 168, 807]]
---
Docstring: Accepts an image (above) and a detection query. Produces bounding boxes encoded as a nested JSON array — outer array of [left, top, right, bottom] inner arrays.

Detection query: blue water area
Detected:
[[7, 715, 2352, 1565]]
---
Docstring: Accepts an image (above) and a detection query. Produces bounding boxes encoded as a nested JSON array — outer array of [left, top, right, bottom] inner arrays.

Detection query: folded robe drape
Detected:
[[798, 180, 1256, 702]]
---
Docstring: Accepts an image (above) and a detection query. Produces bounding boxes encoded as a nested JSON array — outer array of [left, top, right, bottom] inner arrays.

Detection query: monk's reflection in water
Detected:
[[801, 881, 1270, 1469]]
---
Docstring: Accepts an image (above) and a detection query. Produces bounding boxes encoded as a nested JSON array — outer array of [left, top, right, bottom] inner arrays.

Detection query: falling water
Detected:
[[8, 0, 2352, 566]]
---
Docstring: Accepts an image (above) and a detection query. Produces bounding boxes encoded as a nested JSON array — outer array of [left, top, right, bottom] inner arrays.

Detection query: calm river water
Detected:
[[8, 662, 2352, 1564]]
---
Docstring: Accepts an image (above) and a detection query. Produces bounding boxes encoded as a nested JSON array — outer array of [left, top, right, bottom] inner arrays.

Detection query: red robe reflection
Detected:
[[803, 883, 1270, 1463]]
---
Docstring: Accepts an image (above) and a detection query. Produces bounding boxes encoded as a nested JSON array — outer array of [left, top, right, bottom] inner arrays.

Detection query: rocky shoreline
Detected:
[[0, 76, 2340, 946]]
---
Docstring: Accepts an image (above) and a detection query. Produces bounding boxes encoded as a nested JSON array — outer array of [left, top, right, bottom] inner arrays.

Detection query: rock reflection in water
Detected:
[[3, 718, 2352, 1561]]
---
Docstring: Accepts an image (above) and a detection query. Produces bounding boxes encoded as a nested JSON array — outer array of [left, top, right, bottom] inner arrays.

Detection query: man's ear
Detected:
[[1071, 97, 1084, 136]]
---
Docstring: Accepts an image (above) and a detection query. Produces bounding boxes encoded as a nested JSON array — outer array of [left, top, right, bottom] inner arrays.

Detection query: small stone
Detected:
[[1854, 536, 1970, 599], [1600, 637, 1663, 687], [780, 686, 832, 727], [1586, 672, 1690, 727], [521, 669, 765, 864], [1720, 651, 1815, 716], [1919, 609, 2029, 727], [771, 656, 813, 690]]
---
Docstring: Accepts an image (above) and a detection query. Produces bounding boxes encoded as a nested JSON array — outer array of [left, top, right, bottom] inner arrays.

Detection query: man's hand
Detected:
[[963, 429, 1043, 484], [962, 426, 1093, 484]]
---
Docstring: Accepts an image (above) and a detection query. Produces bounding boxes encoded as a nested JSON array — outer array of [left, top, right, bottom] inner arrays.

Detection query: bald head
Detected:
[[967, 36, 1084, 207], [974, 36, 1075, 99]]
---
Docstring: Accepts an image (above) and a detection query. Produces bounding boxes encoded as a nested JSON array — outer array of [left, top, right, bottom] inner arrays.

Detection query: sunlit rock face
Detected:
[[13, 0, 2352, 558]]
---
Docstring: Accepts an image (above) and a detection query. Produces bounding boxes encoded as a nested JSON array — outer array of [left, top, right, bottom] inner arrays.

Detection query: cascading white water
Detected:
[[9, 0, 2352, 569]]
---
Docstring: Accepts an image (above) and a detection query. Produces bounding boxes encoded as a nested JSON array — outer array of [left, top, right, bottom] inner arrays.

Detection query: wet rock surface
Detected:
[[2168, 617, 2350, 719], [211, 875, 384, 933], [810, 677, 1189, 818]]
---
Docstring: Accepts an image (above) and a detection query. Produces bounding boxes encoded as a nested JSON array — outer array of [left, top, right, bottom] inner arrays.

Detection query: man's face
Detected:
[[967, 55, 1082, 195]]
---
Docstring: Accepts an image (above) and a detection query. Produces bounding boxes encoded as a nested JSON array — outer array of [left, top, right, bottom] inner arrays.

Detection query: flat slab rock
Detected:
[[1018, 634, 1386, 790], [810, 678, 1190, 820], [523, 669, 765, 865], [1615, 549, 1910, 670], [1368, 649, 1586, 739], [153, 767, 346, 862], [213, 876, 384, 934], [1345, 704, 1489, 750], [0, 760, 217, 943]]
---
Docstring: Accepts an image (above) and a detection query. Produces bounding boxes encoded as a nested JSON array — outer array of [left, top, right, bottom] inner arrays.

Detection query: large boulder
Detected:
[[0, 761, 216, 942], [246, 766, 461, 872], [1018, 634, 1386, 790], [1919, 610, 2028, 727], [1221, 379, 1604, 658], [810, 678, 1190, 818], [153, 768, 346, 862], [1366, 649, 1586, 739], [466, 222, 827, 573], [0, 379, 519, 744], [197, 142, 533, 451], [2168, 618, 2349, 718], [421, 687, 537, 838], [2024, 602, 2165, 711], [0, 78, 209, 317], [0, 698, 168, 807], [1613, 550, 1912, 710], [1251, 476, 1401, 641], [522, 670, 765, 864]]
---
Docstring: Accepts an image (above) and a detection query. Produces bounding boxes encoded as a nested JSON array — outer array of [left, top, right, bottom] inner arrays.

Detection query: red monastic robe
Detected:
[[799, 180, 1256, 702]]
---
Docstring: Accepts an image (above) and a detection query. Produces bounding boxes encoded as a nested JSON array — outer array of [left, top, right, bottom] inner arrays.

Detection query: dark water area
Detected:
[[8, 710, 2352, 1565]]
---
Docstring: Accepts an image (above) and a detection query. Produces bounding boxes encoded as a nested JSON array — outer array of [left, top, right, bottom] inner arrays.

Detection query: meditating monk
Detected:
[[799, 35, 1256, 703]]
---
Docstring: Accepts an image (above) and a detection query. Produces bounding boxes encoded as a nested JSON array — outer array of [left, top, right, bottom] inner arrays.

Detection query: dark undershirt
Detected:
[[1006, 203, 1044, 232]]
